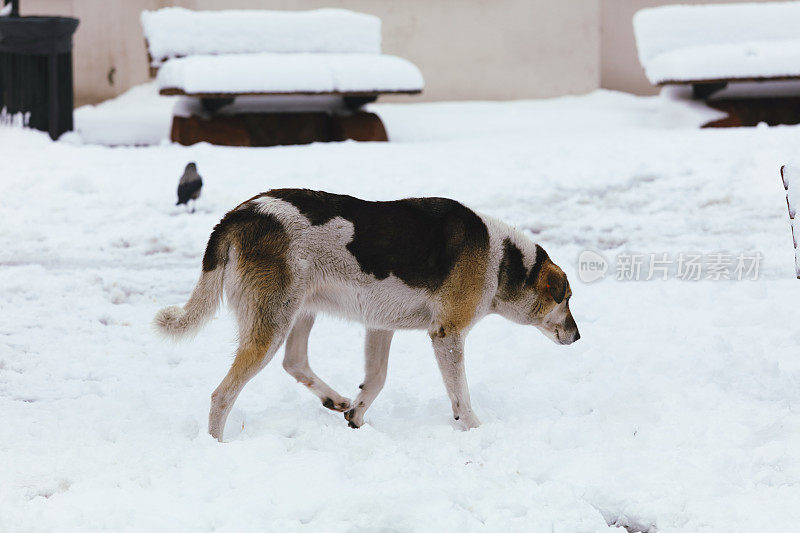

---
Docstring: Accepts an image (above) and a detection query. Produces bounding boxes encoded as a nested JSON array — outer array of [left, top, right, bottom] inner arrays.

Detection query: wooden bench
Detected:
[[633, 2, 800, 127], [140, 8, 423, 146]]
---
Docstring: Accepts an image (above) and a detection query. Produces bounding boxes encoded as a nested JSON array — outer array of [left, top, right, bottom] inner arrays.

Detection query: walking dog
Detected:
[[154, 189, 580, 441]]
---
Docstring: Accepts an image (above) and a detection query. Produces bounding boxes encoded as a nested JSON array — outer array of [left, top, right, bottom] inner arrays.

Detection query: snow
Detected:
[[644, 41, 800, 85], [3, 92, 800, 531], [72, 83, 724, 147], [633, 1, 800, 83], [72, 83, 177, 146], [140, 8, 422, 108], [157, 53, 424, 95], [141, 7, 382, 66]]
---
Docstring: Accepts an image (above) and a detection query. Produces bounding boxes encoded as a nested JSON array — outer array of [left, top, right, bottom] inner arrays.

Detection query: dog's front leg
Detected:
[[344, 328, 394, 428], [429, 327, 480, 430]]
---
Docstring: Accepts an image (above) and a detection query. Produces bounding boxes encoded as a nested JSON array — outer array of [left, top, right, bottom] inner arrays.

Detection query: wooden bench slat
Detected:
[[658, 75, 800, 87], [159, 88, 422, 98]]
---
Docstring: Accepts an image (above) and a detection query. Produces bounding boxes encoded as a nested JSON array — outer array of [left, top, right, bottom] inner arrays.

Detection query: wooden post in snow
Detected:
[[780, 165, 800, 279]]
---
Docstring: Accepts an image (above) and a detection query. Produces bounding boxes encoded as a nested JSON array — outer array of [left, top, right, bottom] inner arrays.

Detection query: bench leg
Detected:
[[331, 112, 387, 142], [692, 82, 727, 100], [343, 95, 378, 111], [169, 110, 388, 146], [201, 97, 235, 113]]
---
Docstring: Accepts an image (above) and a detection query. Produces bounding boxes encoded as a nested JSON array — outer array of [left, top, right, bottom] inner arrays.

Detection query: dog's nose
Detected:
[[573, 330, 580, 342]]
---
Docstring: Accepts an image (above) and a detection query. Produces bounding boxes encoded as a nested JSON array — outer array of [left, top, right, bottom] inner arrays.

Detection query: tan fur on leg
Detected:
[[209, 336, 275, 441]]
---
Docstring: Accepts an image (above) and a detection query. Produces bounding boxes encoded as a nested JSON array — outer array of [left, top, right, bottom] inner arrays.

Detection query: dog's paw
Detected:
[[454, 412, 481, 431], [344, 408, 363, 429], [322, 396, 352, 412]]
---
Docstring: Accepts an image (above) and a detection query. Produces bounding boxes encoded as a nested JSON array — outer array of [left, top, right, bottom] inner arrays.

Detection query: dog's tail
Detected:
[[153, 217, 233, 340]]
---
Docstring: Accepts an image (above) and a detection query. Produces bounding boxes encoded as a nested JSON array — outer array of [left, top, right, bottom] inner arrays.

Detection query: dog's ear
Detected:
[[528, 245, 566, 303], [542, 264, 566, 304]]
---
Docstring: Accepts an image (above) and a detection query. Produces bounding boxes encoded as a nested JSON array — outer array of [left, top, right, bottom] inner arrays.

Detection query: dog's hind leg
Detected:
[[208, 317, 291, 442], [282, 313, 351, 413], [344, 328, 393, 429]]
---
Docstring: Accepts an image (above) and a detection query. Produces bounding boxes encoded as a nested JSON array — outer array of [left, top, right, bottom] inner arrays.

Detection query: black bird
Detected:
[[176, 162, 202, 212]]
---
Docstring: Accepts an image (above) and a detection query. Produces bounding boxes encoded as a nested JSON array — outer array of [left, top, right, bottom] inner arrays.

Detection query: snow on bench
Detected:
[[141, 8, 381, 66], [157, 53, 423, 97], [780, 164, 800, 278], [141, 7, 423, 99], [634, 2, 800, 92]]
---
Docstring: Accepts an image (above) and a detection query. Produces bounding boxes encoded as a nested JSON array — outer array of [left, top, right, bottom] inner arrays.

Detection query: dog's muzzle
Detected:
[[557, 328, 581, 345]]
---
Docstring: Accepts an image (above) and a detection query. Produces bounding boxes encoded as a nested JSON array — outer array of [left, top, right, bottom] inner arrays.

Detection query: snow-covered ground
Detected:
[[2, 91, 800, 532]]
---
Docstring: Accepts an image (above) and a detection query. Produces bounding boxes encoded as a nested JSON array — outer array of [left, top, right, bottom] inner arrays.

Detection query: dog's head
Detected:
[[493, 240, 580, 345]]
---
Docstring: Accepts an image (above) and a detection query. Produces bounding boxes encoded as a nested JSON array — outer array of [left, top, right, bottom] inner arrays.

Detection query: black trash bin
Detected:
[[0, 1, 78, 140]]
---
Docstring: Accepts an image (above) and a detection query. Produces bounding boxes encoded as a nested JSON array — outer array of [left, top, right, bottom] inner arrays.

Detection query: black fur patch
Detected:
[[266, 189, 489, 290], [497, 238, 527, 300], [202, 207, 286, 272], [266, 189, 340, 225], [526, 244, 549, 286]]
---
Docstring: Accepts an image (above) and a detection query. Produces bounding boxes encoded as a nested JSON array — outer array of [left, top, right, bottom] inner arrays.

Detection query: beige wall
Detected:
[[22, 0, 177, 105], [599, 0, 788, 95], [21, 0, 600, 106], [21, 0, 795, 104]]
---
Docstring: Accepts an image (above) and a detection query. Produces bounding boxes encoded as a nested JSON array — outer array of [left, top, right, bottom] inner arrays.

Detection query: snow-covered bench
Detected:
[[634, 2, 800, 98], [141, 8, 423, 111], [780, 165, 800, 279]]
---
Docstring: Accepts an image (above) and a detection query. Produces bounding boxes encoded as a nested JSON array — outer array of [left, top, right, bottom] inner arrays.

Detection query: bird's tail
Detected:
[[153, 220, 232, 339]]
